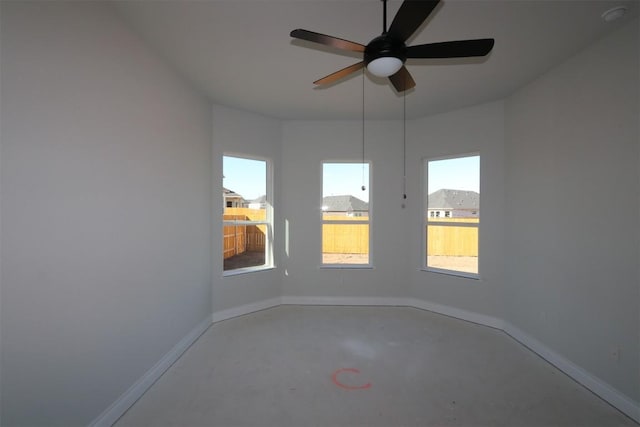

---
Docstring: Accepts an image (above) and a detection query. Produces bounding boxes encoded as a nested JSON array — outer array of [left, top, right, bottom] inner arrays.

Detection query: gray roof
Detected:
[[223, 187, 242, 197], [428, 189, 479, 210], [322, 195, 368, 212], [249, 195, 267, 204]]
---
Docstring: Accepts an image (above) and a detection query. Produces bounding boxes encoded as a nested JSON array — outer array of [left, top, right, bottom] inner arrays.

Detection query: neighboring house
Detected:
[[427, 189, 479, 219], [322, 195, 369, 217], [247, 195, 267, 209], [223, 187, 244, 208]]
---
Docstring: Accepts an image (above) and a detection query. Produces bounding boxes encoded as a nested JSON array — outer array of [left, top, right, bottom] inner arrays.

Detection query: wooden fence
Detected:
[[321, 216, 478, 256], [427, 218, 478, 257], [224, 210, 477, 258], [223, 208, 266, 259], [322, 218, 369, 254]]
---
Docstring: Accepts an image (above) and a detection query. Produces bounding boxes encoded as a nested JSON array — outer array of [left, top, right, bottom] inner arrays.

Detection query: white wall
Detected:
[[406, 101, 506, 320], [1, 1, 637, 424], [212, 104, 282, 312], [0, 2, 212, 425], [281, 119, 410, 299], [279, 20, 638, 416], [279, 103, 504, 314], [504, 19, 639, 402]]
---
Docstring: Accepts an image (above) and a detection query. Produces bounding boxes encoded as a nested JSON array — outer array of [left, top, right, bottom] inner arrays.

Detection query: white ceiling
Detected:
[[113, 0, 638, 120]]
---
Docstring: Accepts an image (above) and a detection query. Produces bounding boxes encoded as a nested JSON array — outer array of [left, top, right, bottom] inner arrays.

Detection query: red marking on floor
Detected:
[[331, 368, 372, 390]]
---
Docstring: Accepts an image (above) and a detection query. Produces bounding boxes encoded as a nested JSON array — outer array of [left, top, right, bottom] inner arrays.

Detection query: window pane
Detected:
[[426, 223, 478, 274], [427, 254, 478, 275], [322, 223, 369, 265], [427, 156, 479, 221], [426, 155, 479, 275], [322, 163, 369, 216], [223, 156, 266, 215], [223, 223, 267, 270], [223, 156, 269, 272], [322, 212, 369, 221], [322, 162, 370, 266]]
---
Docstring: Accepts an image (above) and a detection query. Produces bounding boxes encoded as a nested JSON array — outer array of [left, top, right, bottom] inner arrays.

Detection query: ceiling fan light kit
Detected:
[[290, 0, 495, 92], [367, 57, 403, 77], [364, 35, 406, 77]]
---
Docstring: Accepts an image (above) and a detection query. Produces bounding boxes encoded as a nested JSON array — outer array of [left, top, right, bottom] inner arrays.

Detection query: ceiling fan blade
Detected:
[[388, 0, 440, 43], [314, 62, 364, 86], [406, 39, 495, 58], [290, 29, 365, 53], [388, 66, 416, 92]]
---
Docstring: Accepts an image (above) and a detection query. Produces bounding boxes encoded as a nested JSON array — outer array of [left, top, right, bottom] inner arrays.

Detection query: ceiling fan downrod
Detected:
[[290, 0, 495, 92], [382, 0, 388, 34]]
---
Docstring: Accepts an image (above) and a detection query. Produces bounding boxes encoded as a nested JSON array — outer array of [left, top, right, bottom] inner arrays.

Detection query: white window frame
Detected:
[[321, 161, 372, 269], [422, 153, 479, 279], [223, 154, 274, 276]]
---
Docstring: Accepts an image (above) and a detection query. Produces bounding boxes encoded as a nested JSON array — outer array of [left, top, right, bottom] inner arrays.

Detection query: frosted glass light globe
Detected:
[[367, 57, 403, 77]]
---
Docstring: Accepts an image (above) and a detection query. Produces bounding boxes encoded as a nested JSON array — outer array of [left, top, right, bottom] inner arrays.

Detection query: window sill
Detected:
[[223, 265, 275, 277], [421, 267, 480, 280], [320, 264, 374, 270]]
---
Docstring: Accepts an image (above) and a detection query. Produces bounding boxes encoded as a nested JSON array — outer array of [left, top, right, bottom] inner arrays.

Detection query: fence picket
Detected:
[[223, 209, 478, 258]]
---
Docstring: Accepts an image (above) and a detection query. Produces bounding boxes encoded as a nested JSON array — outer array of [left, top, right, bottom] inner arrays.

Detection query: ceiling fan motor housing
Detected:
[[290, 0, 495, 91], [364, 34, 407, 65]]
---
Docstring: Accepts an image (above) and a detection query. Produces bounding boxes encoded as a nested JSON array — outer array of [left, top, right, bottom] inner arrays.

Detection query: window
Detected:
[[223, 155, 272, 274], [322, 162, 370, 267], [424, 154, 479, 277]]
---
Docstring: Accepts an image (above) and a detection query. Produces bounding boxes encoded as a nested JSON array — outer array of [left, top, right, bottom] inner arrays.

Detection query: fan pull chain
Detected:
[[361, 68, 366, 192], [402, 73, 407, 208]]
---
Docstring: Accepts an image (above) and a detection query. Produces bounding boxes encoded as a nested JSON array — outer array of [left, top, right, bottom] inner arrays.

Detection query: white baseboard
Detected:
[[212, 297, 282, 323], [91, 297, 639, 426], [503, 322, 640, 424], [280, 296, 504, 331], [408, 297, 505, 330], [407, 299, 639, 422], [89, 314, 213, 427], [279, 296, 639, 422], [281, 295, 410, 307]]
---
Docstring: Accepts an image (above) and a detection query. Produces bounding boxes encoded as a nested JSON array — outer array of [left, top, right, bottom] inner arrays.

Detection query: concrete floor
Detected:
[[115, 306, 637, 427]]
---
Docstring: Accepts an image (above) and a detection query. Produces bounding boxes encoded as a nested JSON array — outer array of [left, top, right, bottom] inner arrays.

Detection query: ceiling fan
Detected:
[[290, 0, 495, 92]]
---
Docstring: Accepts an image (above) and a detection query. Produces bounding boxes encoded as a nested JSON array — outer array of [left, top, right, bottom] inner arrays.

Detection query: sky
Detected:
[[223, 155, 479, 203], [323, 163, 370, 203], [427, 155, 480, 194], [223, 156, 266, 200]]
